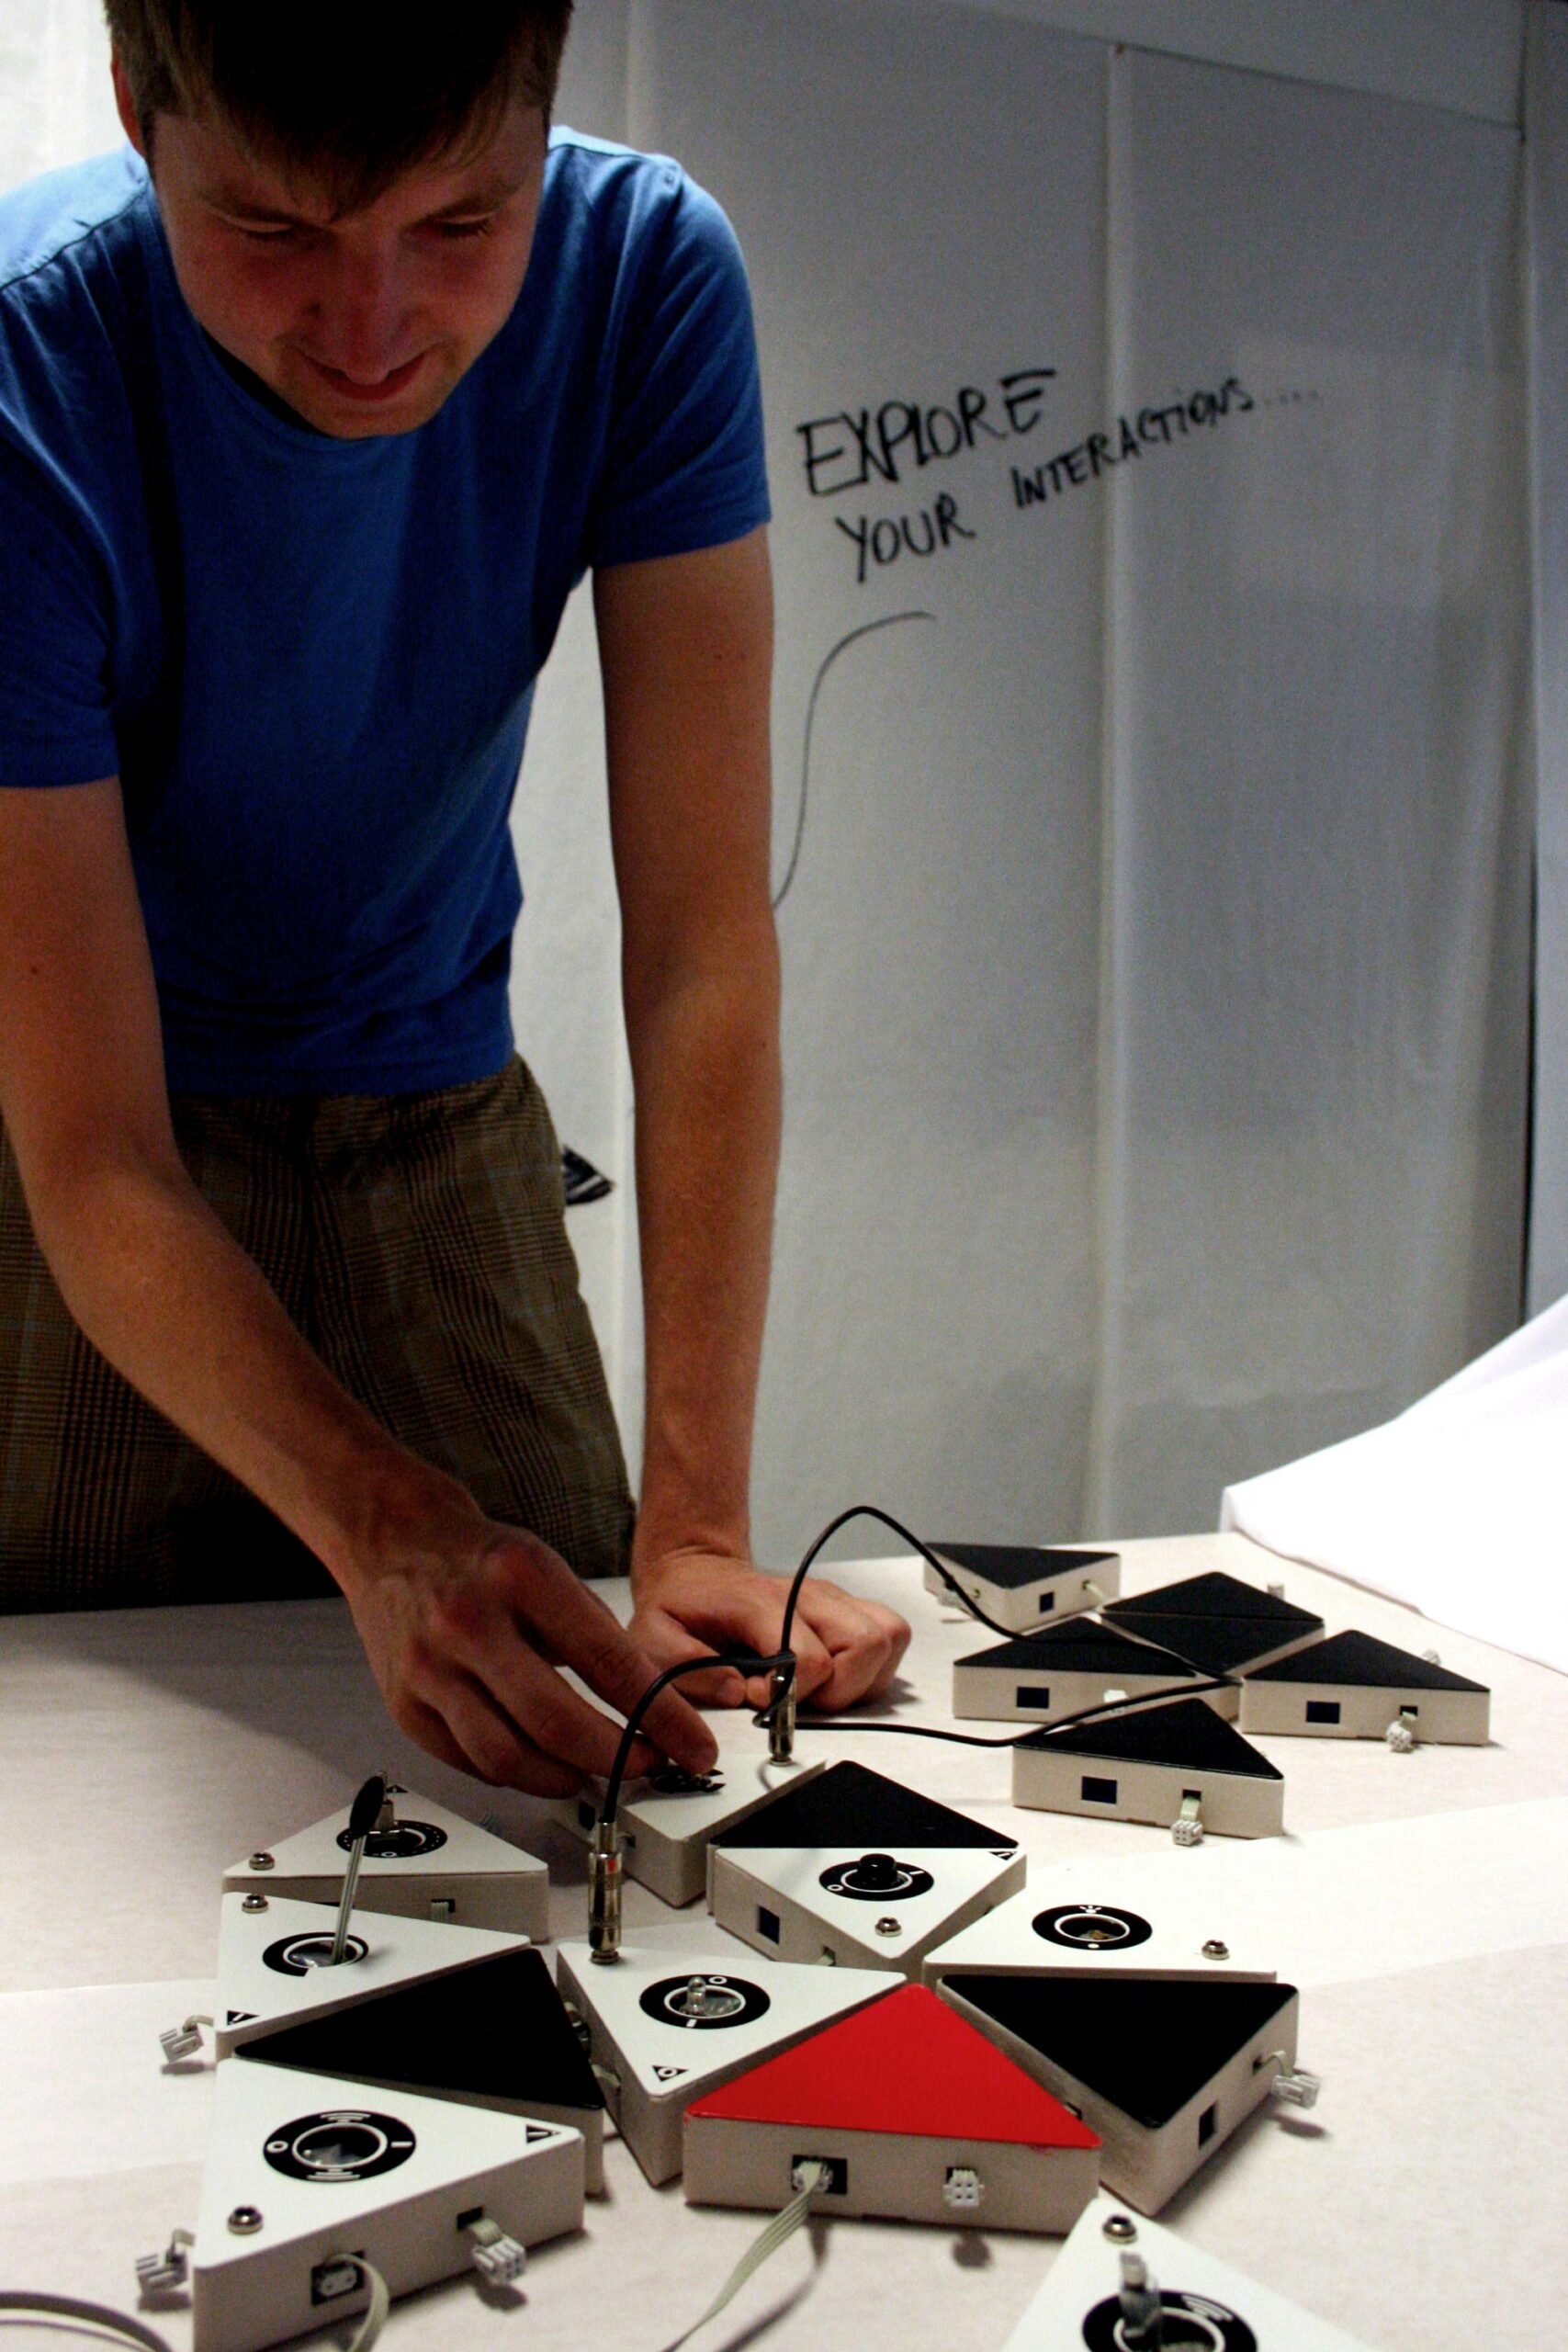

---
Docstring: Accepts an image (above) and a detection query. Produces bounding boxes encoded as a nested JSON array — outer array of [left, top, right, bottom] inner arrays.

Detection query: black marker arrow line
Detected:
[[773, 608, 939, 911]]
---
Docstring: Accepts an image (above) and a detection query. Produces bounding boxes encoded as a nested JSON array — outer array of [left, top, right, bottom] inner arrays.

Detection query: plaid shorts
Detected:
[[0, 1056, 633, 1612]]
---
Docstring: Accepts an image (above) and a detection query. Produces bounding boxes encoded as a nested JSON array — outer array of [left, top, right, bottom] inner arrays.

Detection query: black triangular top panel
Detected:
[[1245, 1629, 1488, 1693], [235, 1947, 604, 2109], [956, 1620, 1201, 1677], [933, 1543, 1118, 1590], [713, 1758, 1016, 1850], [1106, 1573, 1323, 1628], [1017, 1695, 1280, 1780], [944, 1973, 1297, 2127]]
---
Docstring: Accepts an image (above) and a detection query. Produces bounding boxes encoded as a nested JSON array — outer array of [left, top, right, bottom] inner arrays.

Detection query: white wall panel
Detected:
[[622, 0, 1110, 1559], [900, 0, 1526, 127], [1524, 0, 1568, 1314], [1093, 50, 1529, 1530]]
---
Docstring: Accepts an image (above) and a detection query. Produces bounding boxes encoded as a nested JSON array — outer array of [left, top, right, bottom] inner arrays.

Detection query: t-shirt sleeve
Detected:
[[585, 174, 771, 570], [0, 435, 117, 787]]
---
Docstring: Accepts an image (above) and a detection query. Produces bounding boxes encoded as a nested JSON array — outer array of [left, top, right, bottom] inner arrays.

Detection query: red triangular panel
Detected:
[[683, 1984, 1099, 2150]]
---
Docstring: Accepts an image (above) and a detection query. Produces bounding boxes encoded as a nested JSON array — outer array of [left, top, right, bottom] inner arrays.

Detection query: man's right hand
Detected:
[[336, 1497, 719, 1796]]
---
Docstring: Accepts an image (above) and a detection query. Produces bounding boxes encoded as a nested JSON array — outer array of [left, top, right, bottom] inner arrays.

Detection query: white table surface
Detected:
[[2, 1530, 1564, 2352]]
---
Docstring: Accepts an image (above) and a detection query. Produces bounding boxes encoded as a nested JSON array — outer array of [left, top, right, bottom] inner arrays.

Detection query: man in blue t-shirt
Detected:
[[0, 2, 908, 1790]]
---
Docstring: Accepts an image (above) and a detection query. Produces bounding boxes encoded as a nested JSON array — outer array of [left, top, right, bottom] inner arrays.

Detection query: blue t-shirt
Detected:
[[0, 135, 770, 1092]]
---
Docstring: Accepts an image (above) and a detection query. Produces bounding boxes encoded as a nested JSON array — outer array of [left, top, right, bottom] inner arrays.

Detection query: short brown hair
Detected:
[[104, 1, 574, 212]]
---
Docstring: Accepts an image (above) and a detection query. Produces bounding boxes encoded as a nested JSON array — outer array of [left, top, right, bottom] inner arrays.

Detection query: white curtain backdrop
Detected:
[[0, 1, 1537, 1558]]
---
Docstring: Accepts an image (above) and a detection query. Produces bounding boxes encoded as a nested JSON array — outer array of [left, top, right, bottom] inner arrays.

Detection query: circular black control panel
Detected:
[[262, 1932, 368, 1976], [639, 1973, 771, 2030], [818, 1851, 934, 1903], [264, 2109, 416, 2184], [647, 1768, 727, 1796], [335, 1819, 447, 1860], [1032, 1903, 1153, 1952], [1081, 2290, 1256, 2351]]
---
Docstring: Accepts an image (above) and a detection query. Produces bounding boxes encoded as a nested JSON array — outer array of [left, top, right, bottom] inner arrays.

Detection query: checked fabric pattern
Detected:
[[0, 1057, 632, 1611]]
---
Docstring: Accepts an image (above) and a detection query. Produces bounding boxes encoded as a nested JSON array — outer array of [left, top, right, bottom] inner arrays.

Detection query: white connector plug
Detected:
[[1172, 1794, 1204, 1848], [158, 2016, 212, 2063], [465, 2217, 526, 2285], [135, 2227, 194, 2297], [942, 2166, 984, 2211]]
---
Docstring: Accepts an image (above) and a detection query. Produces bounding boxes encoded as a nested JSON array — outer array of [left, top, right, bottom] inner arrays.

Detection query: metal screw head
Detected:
[[874, 1916, 903, 1937], [247, 1851, 275, 1872], [1102, 2212, 1137, 2243], [1202, 1939, 1230, 1961], [227, 2206, 264, 2235], [242, 1893, 269, 1914]]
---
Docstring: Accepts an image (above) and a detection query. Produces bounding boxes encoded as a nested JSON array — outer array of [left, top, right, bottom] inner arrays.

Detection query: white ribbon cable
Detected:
[[0, 2292, 175, 2349], [663, 2163, 828, 2349], [343, 2258, 391, 2351]]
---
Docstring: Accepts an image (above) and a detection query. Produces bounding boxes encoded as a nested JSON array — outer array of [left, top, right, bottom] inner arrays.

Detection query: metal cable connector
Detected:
[[767, 1658, 797, 1763], [588, 1818, 624, 1963]]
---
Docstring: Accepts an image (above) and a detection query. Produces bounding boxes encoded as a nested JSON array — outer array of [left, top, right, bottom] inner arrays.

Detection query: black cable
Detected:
[[778, 1502, 1021, 1649], [601, 1648, 790, 1832], [758, 1675, 1239, 1751]]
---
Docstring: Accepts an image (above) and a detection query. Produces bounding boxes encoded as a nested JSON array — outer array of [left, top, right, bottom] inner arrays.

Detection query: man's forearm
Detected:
[[626, 904, 781, 1575], [28, 1151, 473, 1582]]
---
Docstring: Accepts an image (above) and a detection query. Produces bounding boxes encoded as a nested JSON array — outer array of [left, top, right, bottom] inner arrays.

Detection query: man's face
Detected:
[[113, 58, 547, 438]]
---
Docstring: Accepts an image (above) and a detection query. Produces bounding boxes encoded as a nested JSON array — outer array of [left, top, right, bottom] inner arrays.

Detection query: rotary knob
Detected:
[[852, 1852, 901, 1891]]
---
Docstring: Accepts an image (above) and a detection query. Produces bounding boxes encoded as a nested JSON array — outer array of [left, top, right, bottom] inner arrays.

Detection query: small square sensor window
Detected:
[[1198, 2102, 1217, 2146], [1037, 1590, 1055, 1611], [757, 1905, 781, 1944], [1081, 1775, 1119, 1804], [1305, 1701, 1341, 1725]]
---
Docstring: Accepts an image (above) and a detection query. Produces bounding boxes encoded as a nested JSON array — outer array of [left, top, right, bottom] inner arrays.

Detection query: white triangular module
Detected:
[[707, 1761, 1024, 1972], [222, 1787, 547, 1941], [939, 1971, 1303, 2213], [1000, 2192, 1383, 2348], [192, 2057, 582, 2352], [214, 1893, 529, 2055], [548, 1714, 826, 1906], [923, 1542, 1121, 1633], [556, 1929, 894, 2185], [921, 1873, 1274, 1987]]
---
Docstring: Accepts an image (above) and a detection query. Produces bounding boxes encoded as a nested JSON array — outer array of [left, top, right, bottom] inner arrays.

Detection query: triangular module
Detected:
[[707, 1763, 1024, 1970], [711, 1759, 1016, 1849], [1003, 2193, 1383, 2350], [921, 1875, 1275, 1986], [924, 1543, 1120, 1633], [556, 1932, 895, 2185], [953, 1620, 1212, 1725], [1018, 1696, 1280, 1778], [192, 2056, 583, 2352], [213, 1893, 533, 2055], [1240, 1629, 1490, 1744], [235, 1948, 608, 2194], [1104, 1572, 1323, 1677], [940, 1973, 1300, 2214], [1012, 1698, 1285, 1838], [547, 1716, 827, 1905], [222, 1788, 548, 1940], [683, 1984, 1099, 2233]]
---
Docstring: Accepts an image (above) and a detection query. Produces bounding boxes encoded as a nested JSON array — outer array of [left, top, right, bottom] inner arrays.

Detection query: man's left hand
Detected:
[[628, 1548, 911, 1713]]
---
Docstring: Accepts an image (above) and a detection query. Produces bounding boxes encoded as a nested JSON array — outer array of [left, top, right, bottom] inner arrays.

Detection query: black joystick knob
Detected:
[[854, 1852, 901, 1891]]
